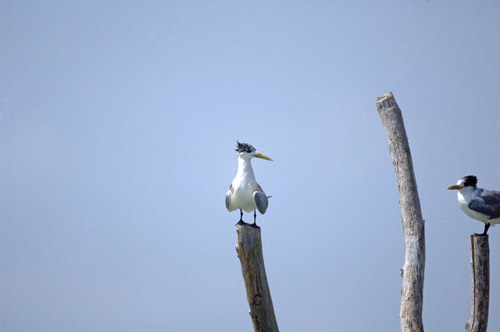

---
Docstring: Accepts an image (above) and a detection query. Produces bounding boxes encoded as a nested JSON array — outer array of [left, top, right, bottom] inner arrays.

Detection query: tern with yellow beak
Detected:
[[225, 141, 273, 227], [447, 175, 500, 235]]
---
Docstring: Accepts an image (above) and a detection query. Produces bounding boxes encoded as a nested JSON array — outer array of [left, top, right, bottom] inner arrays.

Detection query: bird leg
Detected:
[[236, 209, 245, 225], [251, 210, 260, 228], [482, 223, 490, 235]]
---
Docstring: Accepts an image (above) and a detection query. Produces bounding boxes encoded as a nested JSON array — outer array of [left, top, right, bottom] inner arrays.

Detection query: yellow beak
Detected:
[[255, 152, 273, 161], [446, 185, 461, 190]]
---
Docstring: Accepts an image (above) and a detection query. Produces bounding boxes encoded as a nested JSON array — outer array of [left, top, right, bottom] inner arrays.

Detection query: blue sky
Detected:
[[1, 1, 500, 331]]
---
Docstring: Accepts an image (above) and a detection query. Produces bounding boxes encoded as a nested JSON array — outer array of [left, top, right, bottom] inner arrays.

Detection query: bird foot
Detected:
[[235, 220, 260, 228]]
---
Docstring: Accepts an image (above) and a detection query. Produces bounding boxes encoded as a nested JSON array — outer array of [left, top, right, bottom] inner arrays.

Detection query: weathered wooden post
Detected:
[[465, 234, 489, 332], [377, 92, 425, 332], [236, 223, 279, 332]]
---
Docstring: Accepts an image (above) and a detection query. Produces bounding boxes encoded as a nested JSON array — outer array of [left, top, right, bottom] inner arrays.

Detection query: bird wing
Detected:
[[225, 184, 236, 211], [480, 189, 500, 205], [469, 189, 500, 219], [253, 187, 268, 215]]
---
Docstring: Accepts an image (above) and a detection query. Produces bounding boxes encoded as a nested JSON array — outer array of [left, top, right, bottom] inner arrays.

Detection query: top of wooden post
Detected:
[[236, 223, 262, 252], [376, 92, 399, 109]]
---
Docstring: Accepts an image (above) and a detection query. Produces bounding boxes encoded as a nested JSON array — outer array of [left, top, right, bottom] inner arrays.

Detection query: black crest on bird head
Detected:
[[462, 175, 478, 187], [235, 141, 256, 153]]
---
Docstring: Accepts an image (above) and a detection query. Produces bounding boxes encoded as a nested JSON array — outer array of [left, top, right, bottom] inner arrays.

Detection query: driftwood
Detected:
[[377, 92, 426, 332], [236, 223, 279, 332], [465, 234, 489, 332]]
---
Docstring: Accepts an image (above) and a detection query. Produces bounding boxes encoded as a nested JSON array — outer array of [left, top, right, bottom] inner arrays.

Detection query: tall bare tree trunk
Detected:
[[236, 223, 279, 332], [466, 234, 489, 332], [377, 92, 425, 332]]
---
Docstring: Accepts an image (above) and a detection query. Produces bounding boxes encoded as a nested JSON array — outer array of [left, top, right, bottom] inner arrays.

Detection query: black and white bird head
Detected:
[[235, 141, 273, 161], [447, 175, 478, 191]]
